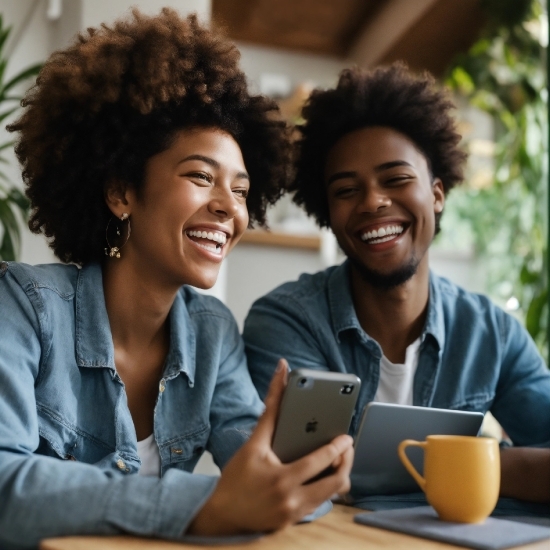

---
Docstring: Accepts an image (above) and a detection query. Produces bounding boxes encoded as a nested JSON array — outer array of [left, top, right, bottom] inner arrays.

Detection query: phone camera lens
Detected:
[[340, 384, 354, 395], [298, 377, 308, 387]]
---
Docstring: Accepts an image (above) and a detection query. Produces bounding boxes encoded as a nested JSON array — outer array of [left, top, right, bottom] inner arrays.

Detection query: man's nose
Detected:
[[358, 186, 391, 213]]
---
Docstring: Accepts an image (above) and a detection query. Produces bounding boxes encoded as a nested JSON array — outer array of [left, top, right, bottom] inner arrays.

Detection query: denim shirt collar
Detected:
[[327, 260, 365, 342], [425, 274, 445, 351], [327, 259, 444, 351], [75, 262, 195, 385]]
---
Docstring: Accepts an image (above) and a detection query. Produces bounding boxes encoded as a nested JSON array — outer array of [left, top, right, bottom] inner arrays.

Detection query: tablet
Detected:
[[350, 402, 484, 496]]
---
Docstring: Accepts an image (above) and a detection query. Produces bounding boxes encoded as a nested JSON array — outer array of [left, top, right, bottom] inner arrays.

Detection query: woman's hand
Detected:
[[188, 359, 354, 536]]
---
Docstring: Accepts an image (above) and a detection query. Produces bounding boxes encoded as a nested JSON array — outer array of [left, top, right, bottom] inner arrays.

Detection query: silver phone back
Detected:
[[272, 368, 360, 463]]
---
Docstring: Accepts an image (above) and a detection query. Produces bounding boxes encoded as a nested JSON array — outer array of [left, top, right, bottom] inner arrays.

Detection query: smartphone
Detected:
[[272, 368, 361, 464]]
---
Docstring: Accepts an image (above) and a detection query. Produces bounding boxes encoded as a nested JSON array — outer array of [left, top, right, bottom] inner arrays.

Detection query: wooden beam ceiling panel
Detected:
[[213, 0, 381, 56], [377, 0, 487, 76]]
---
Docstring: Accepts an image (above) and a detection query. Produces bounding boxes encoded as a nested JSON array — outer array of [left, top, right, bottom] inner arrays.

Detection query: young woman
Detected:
[[0, 9, 353, 548]]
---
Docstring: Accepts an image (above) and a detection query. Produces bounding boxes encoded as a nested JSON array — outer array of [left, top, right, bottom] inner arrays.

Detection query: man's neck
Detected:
[[350, 261, 430, 364]]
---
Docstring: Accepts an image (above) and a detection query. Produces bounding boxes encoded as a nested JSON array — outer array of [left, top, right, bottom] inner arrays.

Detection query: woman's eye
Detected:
[[188, 172, 212, 183], [233, 188, 249, 199]]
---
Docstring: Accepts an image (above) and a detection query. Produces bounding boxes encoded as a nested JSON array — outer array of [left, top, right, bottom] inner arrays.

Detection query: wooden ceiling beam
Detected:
[[347, 0, 439, 67]]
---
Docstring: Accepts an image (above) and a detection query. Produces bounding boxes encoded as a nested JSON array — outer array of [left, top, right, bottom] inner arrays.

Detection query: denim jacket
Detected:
[[0, 261, 263, 549], [244, 261, 550, 446]]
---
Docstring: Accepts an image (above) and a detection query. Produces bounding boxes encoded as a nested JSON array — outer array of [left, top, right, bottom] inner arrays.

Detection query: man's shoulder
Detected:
[[431, 272, 506, 322], [255, 265, 340, 306]]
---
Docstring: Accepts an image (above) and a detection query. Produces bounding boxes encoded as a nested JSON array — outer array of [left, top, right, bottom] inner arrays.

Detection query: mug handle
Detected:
[[398, 439, 426, 491]]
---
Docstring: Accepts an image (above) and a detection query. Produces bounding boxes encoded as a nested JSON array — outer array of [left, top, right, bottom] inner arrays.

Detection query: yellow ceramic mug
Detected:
[[398, 435, 500, 523]]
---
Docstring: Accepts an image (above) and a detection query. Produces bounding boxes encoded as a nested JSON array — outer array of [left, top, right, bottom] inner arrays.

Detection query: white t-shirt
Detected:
[[136, 433, 161, 477], [373, 338, 421, 405]]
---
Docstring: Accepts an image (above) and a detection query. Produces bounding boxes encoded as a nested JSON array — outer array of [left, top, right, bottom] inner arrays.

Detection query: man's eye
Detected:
[[386, 176, 412, 185], [334, 187, 357, 197]]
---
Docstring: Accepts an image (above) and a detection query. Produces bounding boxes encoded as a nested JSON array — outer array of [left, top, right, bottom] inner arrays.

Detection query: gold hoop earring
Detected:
[[104, 213, 131, 259]]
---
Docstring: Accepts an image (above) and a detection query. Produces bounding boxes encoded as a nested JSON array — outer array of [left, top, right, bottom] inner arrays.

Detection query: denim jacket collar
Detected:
[[425, 275, 445, 351], [327, 261, 363, 341], [75, 263, 195, 385], [327, 259, 444, 351]]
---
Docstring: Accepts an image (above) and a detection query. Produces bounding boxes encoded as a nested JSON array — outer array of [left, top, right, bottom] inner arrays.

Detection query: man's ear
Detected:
[[104, 180, 131, 218], [432, 178, 445, 214]]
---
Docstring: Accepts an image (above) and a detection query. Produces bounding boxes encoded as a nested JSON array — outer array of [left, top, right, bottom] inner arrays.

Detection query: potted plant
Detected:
[[0, 13, 41, 261]]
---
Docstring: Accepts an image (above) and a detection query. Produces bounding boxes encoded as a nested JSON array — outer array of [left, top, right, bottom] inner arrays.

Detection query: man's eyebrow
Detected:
[[375, 160, 413, 172], [327, 160, 414, 186], [326, 171, 356, 186], [178, 154, 249, 180]]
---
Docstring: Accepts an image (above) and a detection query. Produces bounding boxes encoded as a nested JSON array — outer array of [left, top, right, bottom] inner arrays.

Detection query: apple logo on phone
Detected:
[[305, 419, 318, 433]]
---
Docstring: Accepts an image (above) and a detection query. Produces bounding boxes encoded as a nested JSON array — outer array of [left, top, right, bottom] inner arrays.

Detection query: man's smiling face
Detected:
[[325, 126, 444, 289]]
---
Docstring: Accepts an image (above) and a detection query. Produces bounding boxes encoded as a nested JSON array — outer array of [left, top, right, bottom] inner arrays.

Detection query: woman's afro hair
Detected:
[[292, 62, 467, 228], [8, 8, 292, 264]]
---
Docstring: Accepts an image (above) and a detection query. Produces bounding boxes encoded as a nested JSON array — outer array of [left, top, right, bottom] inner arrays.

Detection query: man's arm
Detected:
[[243, 293, 332, 400], [500, 447, 550, 503]]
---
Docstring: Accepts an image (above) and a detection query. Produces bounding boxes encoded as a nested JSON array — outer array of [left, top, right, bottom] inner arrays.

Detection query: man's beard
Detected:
[[348, 255, 420, 290]]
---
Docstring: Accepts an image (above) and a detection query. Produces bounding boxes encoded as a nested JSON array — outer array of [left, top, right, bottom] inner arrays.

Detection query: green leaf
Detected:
[[526, 289, 548, 339], [2, 62, 41, 93]]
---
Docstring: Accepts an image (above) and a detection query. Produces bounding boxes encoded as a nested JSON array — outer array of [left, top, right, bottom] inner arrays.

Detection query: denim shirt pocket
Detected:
[[37, 404, 114, 463], [162, 423, 211, 471]]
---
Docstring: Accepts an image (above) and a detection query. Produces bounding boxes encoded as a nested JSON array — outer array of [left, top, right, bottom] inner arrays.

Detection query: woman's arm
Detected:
[[189, 360, 354, 535], [0, 275, 222, 549]]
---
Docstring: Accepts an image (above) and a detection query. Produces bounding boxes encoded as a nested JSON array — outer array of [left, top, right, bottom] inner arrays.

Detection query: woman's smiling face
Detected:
[[115, 127, 249, 290]]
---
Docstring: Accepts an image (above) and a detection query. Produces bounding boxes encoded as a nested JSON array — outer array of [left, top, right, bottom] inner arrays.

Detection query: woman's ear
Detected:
[[104, 180, 131, 217], [432, 178, 445, 214]]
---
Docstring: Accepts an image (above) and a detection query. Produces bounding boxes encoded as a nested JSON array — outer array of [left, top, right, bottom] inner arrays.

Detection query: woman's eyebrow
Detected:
[[178, 154, 249, 180]]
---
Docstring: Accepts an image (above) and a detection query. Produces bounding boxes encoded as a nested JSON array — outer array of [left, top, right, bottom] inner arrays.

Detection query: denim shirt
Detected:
[[0, 261, 263, 549], [244, 261, 550, 447]]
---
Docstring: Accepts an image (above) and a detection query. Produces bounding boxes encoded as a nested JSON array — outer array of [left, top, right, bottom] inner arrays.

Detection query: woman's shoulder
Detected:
[[0, 261, 79, 297], [178, 285, 237, 324]]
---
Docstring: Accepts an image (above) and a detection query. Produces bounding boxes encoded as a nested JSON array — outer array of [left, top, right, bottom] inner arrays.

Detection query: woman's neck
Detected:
[[102, 258, 176, 351]]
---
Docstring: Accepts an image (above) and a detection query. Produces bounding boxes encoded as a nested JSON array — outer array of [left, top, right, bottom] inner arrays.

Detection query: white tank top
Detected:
[[136, 433, 161, 477], [374, 338, 421, 405]]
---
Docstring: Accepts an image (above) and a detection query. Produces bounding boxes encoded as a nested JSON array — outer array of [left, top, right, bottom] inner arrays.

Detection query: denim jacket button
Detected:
[[172, 448, 183, 455], [116, 459, 126, 471], [159, 378, 166, 393]]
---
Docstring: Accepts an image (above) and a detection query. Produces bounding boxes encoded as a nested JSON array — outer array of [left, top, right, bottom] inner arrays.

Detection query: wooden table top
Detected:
[[39, 504, 549, 550]]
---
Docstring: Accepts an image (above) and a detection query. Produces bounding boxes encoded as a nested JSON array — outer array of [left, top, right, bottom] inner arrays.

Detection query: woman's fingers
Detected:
[[248, 358, 288, 447], [286, 434, 354, 486], [299, 445, 354, 506]]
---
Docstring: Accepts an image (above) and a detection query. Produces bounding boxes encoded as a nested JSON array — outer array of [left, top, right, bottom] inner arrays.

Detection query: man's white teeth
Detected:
[[186, 230, 227, 245], [361, 225, 403, 242]]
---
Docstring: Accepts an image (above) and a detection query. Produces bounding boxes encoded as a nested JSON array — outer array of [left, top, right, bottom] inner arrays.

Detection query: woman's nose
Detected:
[[208, 187, 239, 219]]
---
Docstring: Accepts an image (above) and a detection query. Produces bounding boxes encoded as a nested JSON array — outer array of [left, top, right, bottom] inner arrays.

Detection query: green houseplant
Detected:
[[443, 0, 548, 359], [0, 14, 41, 261]]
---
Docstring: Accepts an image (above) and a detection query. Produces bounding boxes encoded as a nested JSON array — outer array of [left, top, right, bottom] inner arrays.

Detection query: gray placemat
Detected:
[[354, 506, 550, 550]]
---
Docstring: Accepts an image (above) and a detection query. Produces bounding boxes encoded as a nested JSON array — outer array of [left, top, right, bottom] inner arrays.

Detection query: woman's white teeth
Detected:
[[361, 225, 403, 242], [186, 230, 227, 245]]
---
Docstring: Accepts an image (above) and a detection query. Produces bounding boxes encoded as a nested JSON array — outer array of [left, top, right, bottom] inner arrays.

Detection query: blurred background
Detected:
[[0, 0, 547, 351]]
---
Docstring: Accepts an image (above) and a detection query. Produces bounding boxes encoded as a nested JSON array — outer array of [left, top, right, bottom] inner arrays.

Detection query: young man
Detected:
[[243, 64, 550, 508]]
